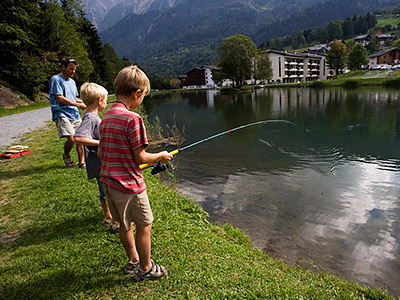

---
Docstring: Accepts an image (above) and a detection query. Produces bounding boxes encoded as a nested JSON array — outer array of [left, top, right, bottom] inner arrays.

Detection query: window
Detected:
[[279, 57, 281, 77]]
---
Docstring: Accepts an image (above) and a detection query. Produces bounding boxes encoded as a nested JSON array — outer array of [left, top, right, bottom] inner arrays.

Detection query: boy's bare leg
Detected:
[[76, 143, 85, 165], [64, 135, 74, 156], [100, 201, 113, 221], [119, 222, 140, 263], [135, 223, 152, 271]]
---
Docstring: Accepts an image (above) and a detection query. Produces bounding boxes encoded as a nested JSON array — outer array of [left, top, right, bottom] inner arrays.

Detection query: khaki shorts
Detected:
[[103, 184, 153, 230], [55, 117, 81, 138]]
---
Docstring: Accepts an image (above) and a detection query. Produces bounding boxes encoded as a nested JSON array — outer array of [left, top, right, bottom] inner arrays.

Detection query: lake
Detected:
[[145, 87, 400, 297]]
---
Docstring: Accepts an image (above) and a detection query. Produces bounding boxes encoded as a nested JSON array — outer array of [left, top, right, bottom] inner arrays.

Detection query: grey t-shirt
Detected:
[[74, 112, 101, 179]]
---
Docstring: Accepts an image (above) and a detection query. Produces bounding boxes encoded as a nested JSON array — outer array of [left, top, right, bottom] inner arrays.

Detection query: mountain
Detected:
[[93, 0, 399, 77], [82, 0, 185, 30]]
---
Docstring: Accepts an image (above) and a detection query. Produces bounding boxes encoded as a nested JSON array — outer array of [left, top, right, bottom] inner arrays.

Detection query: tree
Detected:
[[78, 9, 107, 85], [253, 52, 272, 83], [342, 18, 354, 39], [217, 34, 257, 87], [366, 38, 378, 54], [41, 0, 93, 83], [0, 0, 47, 99], [327, 21, 343, 41], [347, 43, 369, 70], [354, 17, 368, 34], [365, 13, 377, 29], [326, 40, 347, 74], [393, 3, 400, 14]]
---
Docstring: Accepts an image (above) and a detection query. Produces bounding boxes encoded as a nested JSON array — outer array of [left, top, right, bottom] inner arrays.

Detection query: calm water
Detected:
[[145, 87, 400, 297]]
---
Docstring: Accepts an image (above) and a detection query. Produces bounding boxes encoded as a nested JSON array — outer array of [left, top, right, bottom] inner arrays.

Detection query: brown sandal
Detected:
[[78, 162, 86, 169], [63, 154, 75, 168]]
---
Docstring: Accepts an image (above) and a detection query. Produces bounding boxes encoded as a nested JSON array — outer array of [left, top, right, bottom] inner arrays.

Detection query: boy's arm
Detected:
[[133, 146, 173, 165], [74, 136, 99, 147]]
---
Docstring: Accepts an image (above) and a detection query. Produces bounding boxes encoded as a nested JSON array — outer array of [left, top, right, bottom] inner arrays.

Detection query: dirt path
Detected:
[[0, 107, 52, 148]]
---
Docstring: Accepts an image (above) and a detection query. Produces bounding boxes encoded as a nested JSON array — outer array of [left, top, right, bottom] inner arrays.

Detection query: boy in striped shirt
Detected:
[[99, 66, 172, 281]]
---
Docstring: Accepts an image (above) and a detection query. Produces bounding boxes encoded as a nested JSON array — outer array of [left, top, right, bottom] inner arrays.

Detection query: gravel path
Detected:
[[0, 107, 52, 148]]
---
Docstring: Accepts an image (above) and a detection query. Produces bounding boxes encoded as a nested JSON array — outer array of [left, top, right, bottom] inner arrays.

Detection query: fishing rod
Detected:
[[140, 119, 297, 175]]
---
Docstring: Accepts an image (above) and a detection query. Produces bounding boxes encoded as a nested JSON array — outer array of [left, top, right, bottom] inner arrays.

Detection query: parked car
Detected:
[[370, 65, 381, 70], [391, 65, 400, 70], [380, 64, 392, 70]]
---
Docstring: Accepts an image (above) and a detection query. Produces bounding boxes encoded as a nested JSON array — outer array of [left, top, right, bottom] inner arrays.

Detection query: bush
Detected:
[[383, 77, 400, 86], [343, 79, 360, 88], [308, 80, 327, 88]]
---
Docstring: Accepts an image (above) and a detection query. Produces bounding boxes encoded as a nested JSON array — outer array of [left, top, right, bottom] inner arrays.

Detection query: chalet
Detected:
[[308, 43, 330, 55], [308, 40, 347, 55], [179, 65, 220, 89], [375, 33, 396, 45], [369, 48, 400, 67], [266, 50, 333, 83], [354, 34, 371, 46]]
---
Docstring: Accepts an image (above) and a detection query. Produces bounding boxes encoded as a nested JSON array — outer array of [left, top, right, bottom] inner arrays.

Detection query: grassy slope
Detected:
[[376, 16, 400, 29], [0, 124, 393, 299]]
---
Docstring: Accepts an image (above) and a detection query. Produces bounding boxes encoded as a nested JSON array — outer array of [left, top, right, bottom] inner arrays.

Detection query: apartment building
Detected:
[[266, 50, 331, 83]]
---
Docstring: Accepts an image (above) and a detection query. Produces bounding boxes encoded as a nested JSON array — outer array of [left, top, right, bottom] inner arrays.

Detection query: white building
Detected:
[[265, 50, 332, 83]]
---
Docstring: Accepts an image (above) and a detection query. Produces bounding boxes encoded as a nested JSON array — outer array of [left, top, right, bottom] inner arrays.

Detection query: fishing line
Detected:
[[258, 138, 336, 175], [140, 119, 297, 173]]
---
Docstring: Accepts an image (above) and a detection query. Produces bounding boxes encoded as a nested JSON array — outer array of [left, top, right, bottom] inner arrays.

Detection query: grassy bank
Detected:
[[305, 70, 400, 88], [0, 125, 394, 299]]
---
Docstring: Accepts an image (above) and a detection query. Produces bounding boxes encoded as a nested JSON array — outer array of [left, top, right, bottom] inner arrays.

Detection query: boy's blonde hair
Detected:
[[80, 82, 108, 106], [114, 65, 150, 98]]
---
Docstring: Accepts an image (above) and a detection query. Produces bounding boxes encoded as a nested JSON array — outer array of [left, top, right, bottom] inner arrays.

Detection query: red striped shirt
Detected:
[[99, 103, 148, 194]]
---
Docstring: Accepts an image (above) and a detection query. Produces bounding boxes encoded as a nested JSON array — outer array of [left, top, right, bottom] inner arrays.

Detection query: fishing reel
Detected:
[[151, 162, 169, 175]]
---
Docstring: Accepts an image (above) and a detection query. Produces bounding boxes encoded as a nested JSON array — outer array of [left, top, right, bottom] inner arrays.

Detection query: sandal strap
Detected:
[[133, 259, 167, 282], [139, 260, 155, 277]]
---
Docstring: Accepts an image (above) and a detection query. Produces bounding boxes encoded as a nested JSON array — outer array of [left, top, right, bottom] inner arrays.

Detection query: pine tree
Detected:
[[41, 0, 93, 83], [0, 0, 47, 99], [78, 9, 107, 85]]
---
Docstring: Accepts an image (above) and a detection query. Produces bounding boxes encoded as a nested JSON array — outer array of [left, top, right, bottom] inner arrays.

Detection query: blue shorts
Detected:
[[96, 177, 106, 203]]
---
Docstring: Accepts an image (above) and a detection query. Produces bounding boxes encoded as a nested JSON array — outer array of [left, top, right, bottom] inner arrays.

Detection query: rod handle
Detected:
[[139, 149, 179, 170]]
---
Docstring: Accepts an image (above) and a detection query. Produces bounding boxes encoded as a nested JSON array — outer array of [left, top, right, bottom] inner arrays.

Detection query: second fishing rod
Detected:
[[140, 119, 297, 175]]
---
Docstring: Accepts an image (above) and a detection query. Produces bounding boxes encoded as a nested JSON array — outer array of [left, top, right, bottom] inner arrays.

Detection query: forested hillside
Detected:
[[99, 0, 399, 77], [0, 0, 131, 100]]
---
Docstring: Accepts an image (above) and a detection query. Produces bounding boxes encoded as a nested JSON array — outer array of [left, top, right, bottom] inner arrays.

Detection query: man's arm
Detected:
[[55, 95, 86, 109]]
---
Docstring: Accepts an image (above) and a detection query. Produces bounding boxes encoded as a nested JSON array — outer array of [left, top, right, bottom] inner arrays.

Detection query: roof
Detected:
[[266, 49, 325, 58], [308, 43, 330, 51], [369, 47, 399, 58], [376, 34, 395, 38], [354, 34, 371, 40], [182, 65, 221, 76]]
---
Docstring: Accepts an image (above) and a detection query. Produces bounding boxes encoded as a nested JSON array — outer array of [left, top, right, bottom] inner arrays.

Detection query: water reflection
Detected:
[[146, 87, 400, 297]]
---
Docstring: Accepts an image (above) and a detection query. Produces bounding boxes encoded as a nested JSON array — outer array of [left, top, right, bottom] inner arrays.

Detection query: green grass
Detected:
[[376, 17, 400, 28], [0, 125, 394, 299], [0, 101, 49, 117]]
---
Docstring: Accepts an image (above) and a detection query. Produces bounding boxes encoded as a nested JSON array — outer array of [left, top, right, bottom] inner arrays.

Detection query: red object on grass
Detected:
[[0, 150, 31, 159]]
